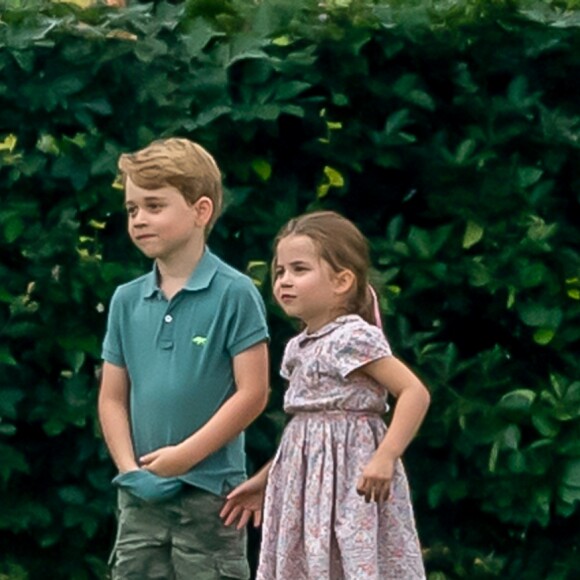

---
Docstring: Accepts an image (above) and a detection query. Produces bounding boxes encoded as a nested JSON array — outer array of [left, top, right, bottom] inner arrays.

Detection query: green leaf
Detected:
[[489, 440, 500, 473], [518, 167, 543, 188], [58, 486, 86, 506], [181, 18, 222, 56], [4, 216, 24, 242], [6, 18, 58, 48], [531, 411, 560, 437], [507, 451, 526, 473], [501, 424, 521, 450], [227, 35, 269, 66], [468, 258, 491, 287], [0, 443, 29, 483], [323, 166, 344, 187], [455, 139, 476, 164], [36, 133, 60, 155], [518, 262, 547, 288], [0, 388, 24, 416], [49, 74, 85, 99], [499, 389, 536, 413], [317, 166, 345, 198], [275, 81, 311, 100], [385, 109, 412, 134], [135, 37, 169, 63], [246, 260, 269, 287], [272, 35, 292, 46], [251, 159, 272, 181], [507, 286, 516, 309], [526, 215, 557, 242], [518, 303, 562, 328], [407, 227, 432, 258], [533, 328, 555, 345], [190, 106, 232, 129], [393, 74, 435, 111], [0, 133, 17, 152], [0, 344, 17, 366], [0, 422, 16, 436], [462, 220, 484, 249], [558, 484, 580, 505]]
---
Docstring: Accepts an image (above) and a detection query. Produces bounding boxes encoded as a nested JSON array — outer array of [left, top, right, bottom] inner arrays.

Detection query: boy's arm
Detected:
[[140, 341, 269, 477], [98, 361, 139, 473]]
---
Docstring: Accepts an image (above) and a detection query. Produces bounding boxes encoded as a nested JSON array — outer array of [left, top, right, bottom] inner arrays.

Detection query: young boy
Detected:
[[98, 138, 269, 579]]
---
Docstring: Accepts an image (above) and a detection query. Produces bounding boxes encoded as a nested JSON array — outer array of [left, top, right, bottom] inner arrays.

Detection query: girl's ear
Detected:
[[334, 269, 356, 296], [192, 196, 214, 228]]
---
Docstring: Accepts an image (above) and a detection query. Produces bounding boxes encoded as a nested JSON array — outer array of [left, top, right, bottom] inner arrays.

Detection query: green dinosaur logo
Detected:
[[192, 336, 208, 346]]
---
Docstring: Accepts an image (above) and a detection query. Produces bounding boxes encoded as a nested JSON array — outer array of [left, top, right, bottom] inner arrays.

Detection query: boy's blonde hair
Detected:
[[273, 211, 378, 326], [118, 138, 223, 232]]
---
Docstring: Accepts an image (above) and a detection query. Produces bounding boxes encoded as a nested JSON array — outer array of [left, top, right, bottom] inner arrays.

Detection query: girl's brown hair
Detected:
[[118, 138, 223, 232], [273, 211, 379, 326]]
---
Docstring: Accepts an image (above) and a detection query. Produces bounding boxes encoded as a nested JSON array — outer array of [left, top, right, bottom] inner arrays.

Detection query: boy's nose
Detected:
[[131, 210, 147, 226]]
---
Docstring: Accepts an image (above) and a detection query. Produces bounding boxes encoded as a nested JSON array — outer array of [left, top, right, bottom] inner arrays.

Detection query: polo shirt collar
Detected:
[[183, 247, 219, 291], [142, 246, 219, 299]]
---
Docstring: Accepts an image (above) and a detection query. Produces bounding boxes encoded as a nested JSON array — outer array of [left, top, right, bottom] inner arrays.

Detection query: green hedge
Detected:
[[1, 1, 579, 578]]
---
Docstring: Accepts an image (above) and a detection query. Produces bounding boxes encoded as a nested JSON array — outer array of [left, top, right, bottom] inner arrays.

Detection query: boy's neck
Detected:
[[156, 244, 205, 299]]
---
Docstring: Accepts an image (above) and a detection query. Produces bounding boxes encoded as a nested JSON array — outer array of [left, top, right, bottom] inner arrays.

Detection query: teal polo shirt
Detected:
[[102, 247, 269, 496]]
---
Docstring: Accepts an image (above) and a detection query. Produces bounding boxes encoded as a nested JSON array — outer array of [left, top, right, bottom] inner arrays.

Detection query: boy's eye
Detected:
[[126, 206, 137, 217]]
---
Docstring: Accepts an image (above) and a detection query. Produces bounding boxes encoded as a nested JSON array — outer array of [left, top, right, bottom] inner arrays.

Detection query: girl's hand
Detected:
[[139, 446, 191, 477], [356, 453, 396, 503], [220, 476, 266, 529]]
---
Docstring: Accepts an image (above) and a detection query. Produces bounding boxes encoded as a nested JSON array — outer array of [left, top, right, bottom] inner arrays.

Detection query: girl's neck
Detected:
[[304, 310, 348, 334]]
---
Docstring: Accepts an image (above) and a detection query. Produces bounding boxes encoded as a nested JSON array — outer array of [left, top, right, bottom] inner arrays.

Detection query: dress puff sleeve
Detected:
[[279, 336, 299, 380], [334, 320, 392, 379]]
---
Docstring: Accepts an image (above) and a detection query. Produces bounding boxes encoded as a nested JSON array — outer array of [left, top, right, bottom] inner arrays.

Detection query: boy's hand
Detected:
[[356, 453, 396, 503], [220, 477, 265, 530], [140, 446, 191, 477]]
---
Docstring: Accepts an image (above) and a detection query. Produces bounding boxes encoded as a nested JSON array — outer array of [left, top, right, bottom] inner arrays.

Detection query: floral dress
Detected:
[[257, 315, 426, 580]]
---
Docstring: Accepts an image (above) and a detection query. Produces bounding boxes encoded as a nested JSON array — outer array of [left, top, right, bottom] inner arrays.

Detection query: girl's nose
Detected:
[[280, 274, 292, 287]]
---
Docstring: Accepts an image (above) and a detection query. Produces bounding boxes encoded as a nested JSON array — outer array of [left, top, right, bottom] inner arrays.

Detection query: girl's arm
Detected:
[[357, 356, 430, 502], [220, 459, 273, 529], [139, 341, 269, 476], [98, 362, 139, 473]]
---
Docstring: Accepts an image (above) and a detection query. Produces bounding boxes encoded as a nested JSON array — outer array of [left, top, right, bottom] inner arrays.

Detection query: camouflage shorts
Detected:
[[109, 486, 250, 580]]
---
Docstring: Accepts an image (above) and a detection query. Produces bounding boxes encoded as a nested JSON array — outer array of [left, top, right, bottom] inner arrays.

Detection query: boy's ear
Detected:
[[334, 269, 356, 296], [192, 196, 214, 228]]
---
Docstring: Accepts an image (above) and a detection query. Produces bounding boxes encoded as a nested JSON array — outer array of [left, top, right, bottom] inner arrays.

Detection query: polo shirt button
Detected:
[[164, 314, 173, 323]]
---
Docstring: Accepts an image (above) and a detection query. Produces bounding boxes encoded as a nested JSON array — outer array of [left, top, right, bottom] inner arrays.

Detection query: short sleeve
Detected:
[[225, 276, 269, 357], [101, 288, 126, 368], [334, 322, 392, 378]]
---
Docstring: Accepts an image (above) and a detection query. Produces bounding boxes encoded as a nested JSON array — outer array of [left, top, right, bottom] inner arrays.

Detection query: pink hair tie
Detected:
[[368, 285, 382, 329]]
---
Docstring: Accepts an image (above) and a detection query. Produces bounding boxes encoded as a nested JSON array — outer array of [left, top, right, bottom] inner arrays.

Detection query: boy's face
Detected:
[[124, 177, 205, 262]]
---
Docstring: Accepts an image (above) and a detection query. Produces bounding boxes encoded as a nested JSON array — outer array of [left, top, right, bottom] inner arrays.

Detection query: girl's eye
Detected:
[[274, 269, 284, 278]]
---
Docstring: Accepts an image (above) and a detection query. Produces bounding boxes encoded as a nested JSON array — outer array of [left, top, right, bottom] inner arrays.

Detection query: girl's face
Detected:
[[273, 234, 346, 333]]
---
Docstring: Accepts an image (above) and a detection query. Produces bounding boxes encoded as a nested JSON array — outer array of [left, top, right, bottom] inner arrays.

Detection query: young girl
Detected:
[[221, 211, 430, 579]]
